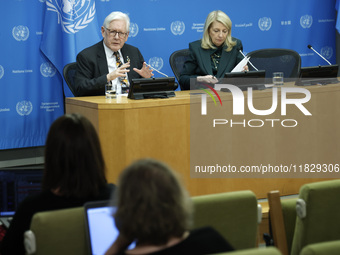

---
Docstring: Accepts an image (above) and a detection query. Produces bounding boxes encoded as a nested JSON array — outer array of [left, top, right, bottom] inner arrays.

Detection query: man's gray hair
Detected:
[[103, 11, 130, 32]]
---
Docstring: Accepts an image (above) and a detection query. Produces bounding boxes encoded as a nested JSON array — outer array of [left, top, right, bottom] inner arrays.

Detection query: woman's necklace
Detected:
[[211, 52, 221, 70]]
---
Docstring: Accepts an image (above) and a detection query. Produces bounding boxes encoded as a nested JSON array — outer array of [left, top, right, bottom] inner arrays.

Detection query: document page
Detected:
[[231, 56, 250, 72]]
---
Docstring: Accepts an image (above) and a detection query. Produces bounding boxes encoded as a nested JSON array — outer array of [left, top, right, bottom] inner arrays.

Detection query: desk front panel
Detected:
[[65, 85, 339, 198]]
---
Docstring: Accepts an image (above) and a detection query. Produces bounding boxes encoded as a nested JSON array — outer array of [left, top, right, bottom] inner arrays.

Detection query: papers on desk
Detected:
[[231, 56, 250, 72]]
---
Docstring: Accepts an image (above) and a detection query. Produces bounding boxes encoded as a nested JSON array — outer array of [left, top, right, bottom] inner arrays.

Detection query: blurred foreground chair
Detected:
[[290, 179, 340, 255], [246, 48, 301, 79], [63, 62, 77, 97], [268, 179, 340, 255], [267, 191, 298, 255], [192, 190, 261, 250], [169, 48, 190, 89], [24, 207, 86, 255], [300, 240, 340, 255], [215, 246, 282, 255]]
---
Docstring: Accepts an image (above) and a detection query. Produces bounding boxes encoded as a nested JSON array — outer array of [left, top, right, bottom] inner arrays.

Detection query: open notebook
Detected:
[[84, 200, 135, 255]]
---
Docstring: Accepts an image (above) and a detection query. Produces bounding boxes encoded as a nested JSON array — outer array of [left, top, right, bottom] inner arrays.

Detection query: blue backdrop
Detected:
[[0, 0, 338, 150]]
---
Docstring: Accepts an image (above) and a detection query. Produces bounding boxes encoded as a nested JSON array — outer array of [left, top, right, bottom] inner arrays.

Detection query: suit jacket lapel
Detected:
[[97, 41, 109, 75], [121, 45, 129, 63], [216, 46, 232, 77], [198, 48, 213, 75]]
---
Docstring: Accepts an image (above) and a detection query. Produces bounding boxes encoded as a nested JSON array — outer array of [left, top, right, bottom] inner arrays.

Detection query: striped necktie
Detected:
[[113, 51, 128, 87]]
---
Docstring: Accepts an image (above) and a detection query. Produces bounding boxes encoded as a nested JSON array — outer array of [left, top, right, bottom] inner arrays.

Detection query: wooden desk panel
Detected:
[[65, 84, 340, 198]]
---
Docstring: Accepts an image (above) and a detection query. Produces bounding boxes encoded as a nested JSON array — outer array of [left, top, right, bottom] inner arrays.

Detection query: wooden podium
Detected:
[[65, 84, 340, 198]]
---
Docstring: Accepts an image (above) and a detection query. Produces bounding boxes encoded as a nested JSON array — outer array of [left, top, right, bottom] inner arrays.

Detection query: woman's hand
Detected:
[[243, 65, 249, 72], [197, 75, 219, 84]]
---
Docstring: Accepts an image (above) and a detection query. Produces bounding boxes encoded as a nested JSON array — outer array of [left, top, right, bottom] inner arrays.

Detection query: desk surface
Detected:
[[65, 83, 340, 198]]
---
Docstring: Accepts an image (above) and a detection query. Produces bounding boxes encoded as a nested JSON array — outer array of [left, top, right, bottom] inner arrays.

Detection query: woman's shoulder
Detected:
[[189, 226, 225, 239], [231, 37, 242, 45], [19, 191, 53, 207], [189, 40, 202, 48], [12, 191, 56, 220], [186, 226, 234, 251]]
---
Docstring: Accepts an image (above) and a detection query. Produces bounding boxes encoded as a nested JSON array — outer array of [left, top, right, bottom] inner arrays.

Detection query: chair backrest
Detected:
[[246, 48, 301, 79], [215, 247, 282, 255], [63, 62, 77, 96], [191, 190, 259, 250], [300, 240, 340, 255], [290, 179, 340, 255], [267, 191, 297, 255], [169, 49, 190, 82], [25, 207, 87, 255]]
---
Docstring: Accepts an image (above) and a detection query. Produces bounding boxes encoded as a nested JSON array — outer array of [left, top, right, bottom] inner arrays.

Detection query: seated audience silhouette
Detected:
[[0, 113, 115, 255], [105, 158, 233, 255]]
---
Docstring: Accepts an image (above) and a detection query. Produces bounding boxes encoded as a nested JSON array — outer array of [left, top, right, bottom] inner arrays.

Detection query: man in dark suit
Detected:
[[74, 11, 153, 97]]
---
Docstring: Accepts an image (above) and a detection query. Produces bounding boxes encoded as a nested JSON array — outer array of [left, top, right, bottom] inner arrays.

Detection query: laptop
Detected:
[[296, 64, 339, 86], [128, 77, 176, 99], [0, 168, 43, 228], [84, 200, 136, 255], [217, 70, 267, 91]]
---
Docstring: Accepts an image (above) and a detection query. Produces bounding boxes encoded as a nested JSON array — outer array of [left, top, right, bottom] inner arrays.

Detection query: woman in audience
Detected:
[[179, 10, 248, 90], [0, 113, 115, 255], [105, 158, 233, 255]]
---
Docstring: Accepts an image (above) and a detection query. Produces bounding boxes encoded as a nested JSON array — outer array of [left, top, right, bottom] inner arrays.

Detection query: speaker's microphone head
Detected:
[[307, 44, 312, 49]]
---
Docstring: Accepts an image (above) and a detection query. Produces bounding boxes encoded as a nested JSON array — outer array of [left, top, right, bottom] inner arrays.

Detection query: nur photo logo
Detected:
[[200, 84, 222, 115], [199, 84, 312, 128]]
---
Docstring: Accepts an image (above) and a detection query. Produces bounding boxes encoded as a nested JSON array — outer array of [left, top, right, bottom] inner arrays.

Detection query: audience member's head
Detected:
[[114, 158, 193, 245], [42, 113, 107, 199]]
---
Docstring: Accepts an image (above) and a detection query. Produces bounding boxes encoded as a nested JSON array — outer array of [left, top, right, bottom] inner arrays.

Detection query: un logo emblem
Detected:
[[40, 62, 57, 78], [16, 101, 33, 116], [321, 46, 333, 59], [148, 57, 164, 71], [300, 15, 313, 29], [129, 23, 139, 38], [12, 26, 30, 41], [0, 65, 4, 80], [46, 0, 96, 34], [258, 17, 272, 31], [171, 21, 185, 35], [280, 55, 295, 63]]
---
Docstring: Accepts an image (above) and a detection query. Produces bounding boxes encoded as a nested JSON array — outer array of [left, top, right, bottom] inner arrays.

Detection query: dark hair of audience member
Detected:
[[42, 113, 107, 198], [114, 158, 192, 245]]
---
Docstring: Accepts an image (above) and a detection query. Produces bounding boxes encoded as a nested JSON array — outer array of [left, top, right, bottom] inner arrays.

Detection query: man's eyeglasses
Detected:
[[105, 28, 128, 38]]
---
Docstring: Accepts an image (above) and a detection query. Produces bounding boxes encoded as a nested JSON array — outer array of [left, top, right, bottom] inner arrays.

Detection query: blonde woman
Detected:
[[179, 10, 248, 90]]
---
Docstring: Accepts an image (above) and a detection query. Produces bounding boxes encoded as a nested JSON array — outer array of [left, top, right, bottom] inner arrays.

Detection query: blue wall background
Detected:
[[0, 0, 338, 150]]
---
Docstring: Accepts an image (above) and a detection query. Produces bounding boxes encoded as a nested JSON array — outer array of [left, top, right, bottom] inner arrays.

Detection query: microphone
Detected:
[[307, 45, 332, 65], [144, 62, 169, 77], [239, 50, 259, 71]]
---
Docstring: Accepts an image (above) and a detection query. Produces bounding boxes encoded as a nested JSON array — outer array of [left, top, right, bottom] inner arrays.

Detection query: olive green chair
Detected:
[[24, 207, 87, 255], [290, 179, 340, 255], [299, 240, 340, 255], [214, 247, 282, 255], [268, 179, 340, 255], [192, 190, 260, 250]]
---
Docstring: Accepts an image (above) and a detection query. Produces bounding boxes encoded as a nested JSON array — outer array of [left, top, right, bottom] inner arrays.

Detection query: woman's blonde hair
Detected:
[[201, 10, 236, 52]]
